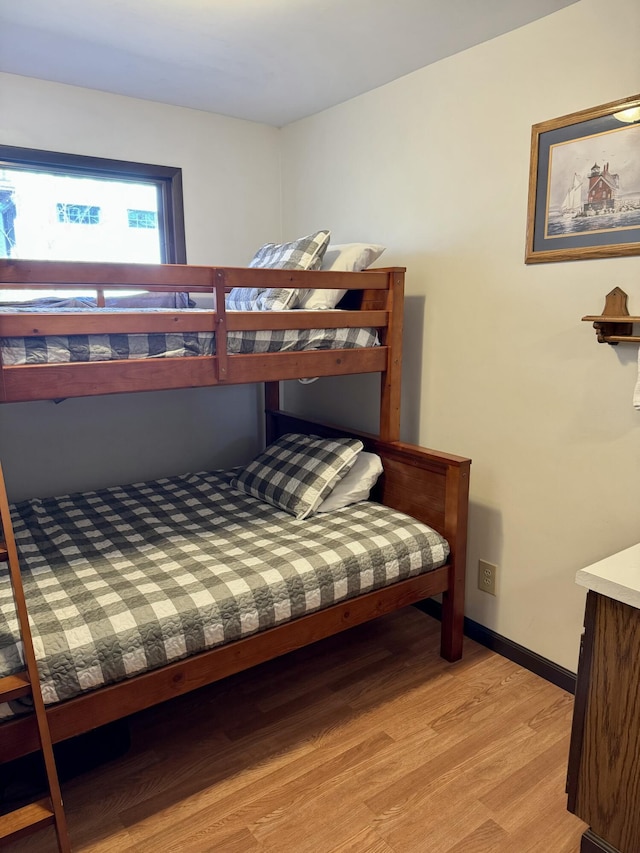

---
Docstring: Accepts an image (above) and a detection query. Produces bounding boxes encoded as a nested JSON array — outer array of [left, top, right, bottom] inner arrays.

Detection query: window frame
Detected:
[[0, 145, 186, 263]]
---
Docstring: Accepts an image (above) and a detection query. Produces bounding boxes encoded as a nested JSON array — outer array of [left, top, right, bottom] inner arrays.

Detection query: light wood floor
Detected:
[[7, 608, 586, 853]]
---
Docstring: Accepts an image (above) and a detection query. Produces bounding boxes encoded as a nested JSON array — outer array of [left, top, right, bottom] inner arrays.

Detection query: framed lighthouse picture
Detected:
[[525, 93, 640, 263]]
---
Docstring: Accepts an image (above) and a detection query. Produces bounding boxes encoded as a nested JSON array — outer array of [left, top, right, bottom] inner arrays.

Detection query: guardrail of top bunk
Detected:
[[258, 266, 405, 442], [0, 260, 227, 388], [0, 262, 404, 415], [221, 268, 402, 410]]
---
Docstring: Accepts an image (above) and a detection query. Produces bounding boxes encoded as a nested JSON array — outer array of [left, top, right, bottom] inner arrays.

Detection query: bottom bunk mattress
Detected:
[[0, 470, 449, 716]]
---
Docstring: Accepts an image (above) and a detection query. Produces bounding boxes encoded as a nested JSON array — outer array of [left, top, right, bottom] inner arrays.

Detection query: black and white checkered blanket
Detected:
[[0, 315, 378, 364], [225, 325, 378, 355], [0, 471, 448, 715]]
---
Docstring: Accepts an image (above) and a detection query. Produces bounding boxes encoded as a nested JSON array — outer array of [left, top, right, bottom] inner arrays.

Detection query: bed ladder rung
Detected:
[[0, 542, 7, 561], [0, 669, 31, 702], [0, 798, 55, 843]]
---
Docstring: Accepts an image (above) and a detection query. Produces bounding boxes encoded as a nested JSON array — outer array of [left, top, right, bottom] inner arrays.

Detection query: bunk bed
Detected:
[[0, 258, 471, 776]]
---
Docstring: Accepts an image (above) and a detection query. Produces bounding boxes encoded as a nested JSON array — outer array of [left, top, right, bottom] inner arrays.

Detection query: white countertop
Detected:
[[576, 543, 640, 609]]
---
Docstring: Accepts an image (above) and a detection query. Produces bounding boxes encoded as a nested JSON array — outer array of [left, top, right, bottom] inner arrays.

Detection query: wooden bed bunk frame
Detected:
[[0, 260, 404, 439], [0, 258, 471, 851]]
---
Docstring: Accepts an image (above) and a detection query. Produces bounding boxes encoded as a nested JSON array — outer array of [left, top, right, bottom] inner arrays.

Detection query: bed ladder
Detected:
[[0, 465, 71, 852]]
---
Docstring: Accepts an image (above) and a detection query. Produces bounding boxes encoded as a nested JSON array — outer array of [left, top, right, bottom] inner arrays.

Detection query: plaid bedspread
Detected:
[[0, 330, 215, 363], [0, 308, 379, 364], [0, 471, 448, 714]]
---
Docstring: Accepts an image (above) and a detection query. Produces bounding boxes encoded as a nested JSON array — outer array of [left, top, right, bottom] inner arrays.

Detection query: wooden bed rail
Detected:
[[0, 259, 397, 292], [0, 568, 450, 764], [0, 261, 404, 405]]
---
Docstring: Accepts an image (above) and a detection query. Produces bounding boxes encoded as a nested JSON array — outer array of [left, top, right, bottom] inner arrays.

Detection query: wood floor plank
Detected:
[[328, 826, 397, 853], [255, 801, 378, 853], [119, 707, 385, 838], [479, 733, 573, 816], [489, 765, 586, 853], [136, 823, 260, 853], [378, 788, 495, 853], [126, 732, 395, 850], [444, 819, 509, 853], [364, 679, 566, 822], [484, 758, 580, 837], [371, 656, 527, 742], [3, 608, 586, 853]]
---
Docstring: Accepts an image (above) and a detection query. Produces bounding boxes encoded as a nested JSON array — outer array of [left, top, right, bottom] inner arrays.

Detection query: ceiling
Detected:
[[0, 0, 579, 127]]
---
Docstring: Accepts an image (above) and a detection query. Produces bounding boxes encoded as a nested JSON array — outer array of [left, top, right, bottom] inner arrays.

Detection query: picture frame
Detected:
[[525, 93, 640, 264]]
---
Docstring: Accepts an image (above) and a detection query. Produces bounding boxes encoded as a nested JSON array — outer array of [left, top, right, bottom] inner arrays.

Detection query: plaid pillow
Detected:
[[231, 433, 363, 520], [226, 230, 330, 311]]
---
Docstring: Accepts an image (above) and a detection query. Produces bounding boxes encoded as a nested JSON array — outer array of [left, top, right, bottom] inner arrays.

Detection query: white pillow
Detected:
[[298, 243, 386, 310], [316, 452, 383, 512]]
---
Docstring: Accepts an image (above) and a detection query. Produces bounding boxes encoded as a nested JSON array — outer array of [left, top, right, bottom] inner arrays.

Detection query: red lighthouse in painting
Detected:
[[585, 162, 619, 214]]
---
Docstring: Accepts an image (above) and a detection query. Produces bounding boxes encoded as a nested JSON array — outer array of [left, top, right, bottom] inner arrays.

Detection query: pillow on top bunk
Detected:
[[231, 432, 363, 520], [226, 229, 331, 312], [297, 242, 386, 311], [316, 451, 383, 512]]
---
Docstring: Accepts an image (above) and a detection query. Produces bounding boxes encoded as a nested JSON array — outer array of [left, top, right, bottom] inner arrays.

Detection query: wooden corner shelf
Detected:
[[583, 287, 640, 344]]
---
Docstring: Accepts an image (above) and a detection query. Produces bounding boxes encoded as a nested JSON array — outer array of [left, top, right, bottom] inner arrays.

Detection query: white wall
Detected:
[[0, 73, 282, 499], [280, 0, 640, 670]]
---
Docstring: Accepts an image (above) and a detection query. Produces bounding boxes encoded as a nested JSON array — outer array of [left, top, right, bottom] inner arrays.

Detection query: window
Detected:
[[57, 203, 101, 225], [127, 209, 158, 230], [0, 145, 186, 264]]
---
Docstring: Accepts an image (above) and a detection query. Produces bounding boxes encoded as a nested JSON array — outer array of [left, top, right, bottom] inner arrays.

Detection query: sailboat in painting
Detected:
[[561, 172, 584, 215]]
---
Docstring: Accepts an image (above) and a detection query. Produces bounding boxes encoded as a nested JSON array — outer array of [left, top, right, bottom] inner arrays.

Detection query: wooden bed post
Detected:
[[379, 269, 404, 442], [213, 268, 228, 381], [264, 381, 280, 445], [440, 461, 470, 661], [0, 345, 6, 404]]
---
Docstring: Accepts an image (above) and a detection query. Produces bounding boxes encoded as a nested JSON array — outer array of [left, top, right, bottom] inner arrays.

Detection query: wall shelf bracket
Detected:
[[582, 288, 640, 345]]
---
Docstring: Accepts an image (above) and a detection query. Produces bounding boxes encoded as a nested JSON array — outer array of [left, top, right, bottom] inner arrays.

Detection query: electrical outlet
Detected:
[[478, 560, 497, 595]]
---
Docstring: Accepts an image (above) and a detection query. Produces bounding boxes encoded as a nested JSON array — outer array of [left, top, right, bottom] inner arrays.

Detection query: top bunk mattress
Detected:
[[0, 307, 379, 364], [0, 469, 448, 716]]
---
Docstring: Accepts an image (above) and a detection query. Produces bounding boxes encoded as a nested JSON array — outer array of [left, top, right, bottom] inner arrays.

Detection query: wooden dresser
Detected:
[[567, 544, 640, 853]]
